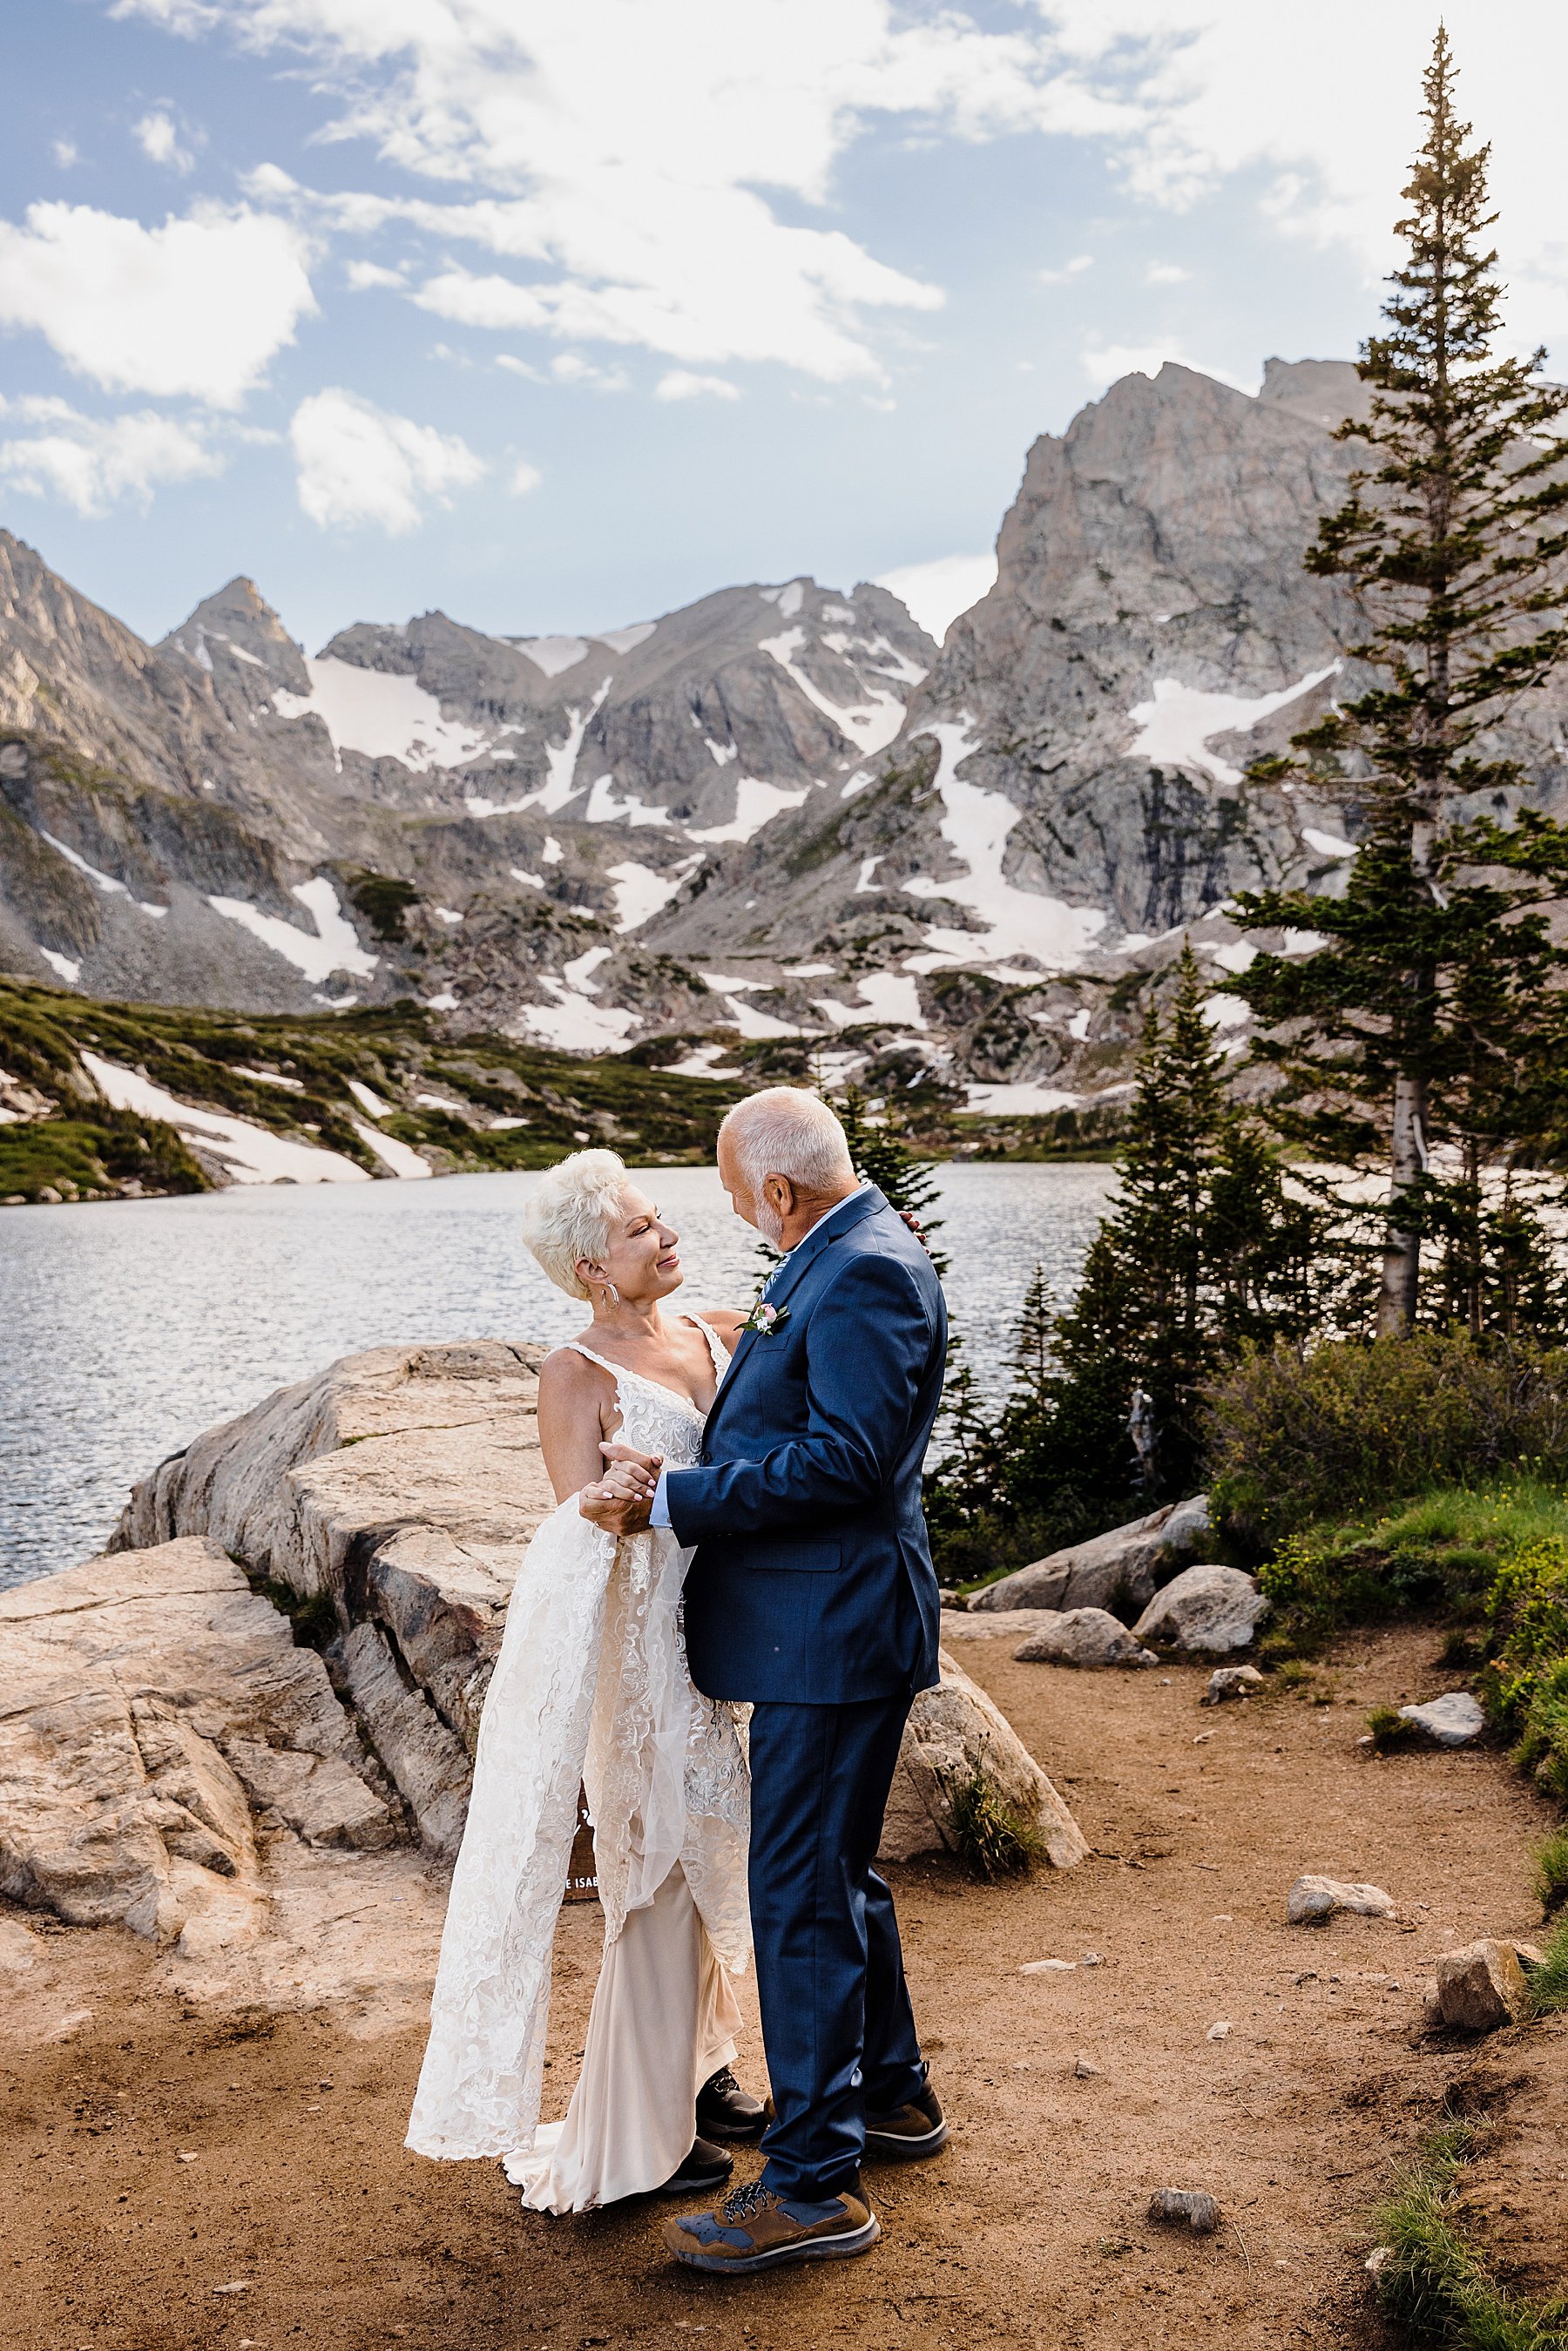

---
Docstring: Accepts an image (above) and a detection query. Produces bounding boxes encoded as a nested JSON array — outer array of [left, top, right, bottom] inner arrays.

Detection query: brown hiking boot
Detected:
[[863, 2076, 948, 2161], [662, 2177, 879, 2274]]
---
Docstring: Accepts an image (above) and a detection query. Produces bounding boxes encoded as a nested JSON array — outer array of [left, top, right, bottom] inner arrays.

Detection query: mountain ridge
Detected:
[[4, 353, 1564, 1125]]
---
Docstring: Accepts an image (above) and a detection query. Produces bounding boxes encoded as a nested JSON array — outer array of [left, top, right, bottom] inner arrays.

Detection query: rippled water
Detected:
[[0, 1160, 1113, 1588]]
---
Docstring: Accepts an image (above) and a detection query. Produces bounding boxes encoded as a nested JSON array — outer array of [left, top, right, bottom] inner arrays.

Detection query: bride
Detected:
[[406, 1149, 760, 2211]]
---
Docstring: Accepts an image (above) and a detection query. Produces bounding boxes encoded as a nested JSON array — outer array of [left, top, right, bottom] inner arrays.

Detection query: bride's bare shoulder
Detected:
[[537, 1341, 613, 1400], [696, 1308, 747, 1348]]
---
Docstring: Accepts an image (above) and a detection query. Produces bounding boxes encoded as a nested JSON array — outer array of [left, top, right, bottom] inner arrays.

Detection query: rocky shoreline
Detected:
[[2, 1338, 1118, 2010]]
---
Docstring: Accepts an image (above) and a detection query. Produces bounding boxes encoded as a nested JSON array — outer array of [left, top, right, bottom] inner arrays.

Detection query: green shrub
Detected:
[[1483, 1538, 1568, 1800], [1257, 1483, 1568, 1649], [947, 1771, 1044, 1881], [1208, 1334, 1568, 1554]]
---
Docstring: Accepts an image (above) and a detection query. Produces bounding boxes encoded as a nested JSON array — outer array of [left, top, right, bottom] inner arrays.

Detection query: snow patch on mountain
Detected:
[[83, 1051, 372, 1186], [1126, 665, 1340, 787], [812, 974, 926, 1030], [760, 625, 906, 757], [593, 622, 657, 655], [207, 877, 378, 985], [273, 658, 494, 772], [607, 855, 702, 932], [513, 635, 591, 678], [903, 720, 1108, 976], [690, 776, 809, 843]]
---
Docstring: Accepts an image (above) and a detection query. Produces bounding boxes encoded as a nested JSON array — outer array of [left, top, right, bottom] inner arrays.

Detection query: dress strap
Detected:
[[683, 1314, 733, 1378], [558, 1339, 625, 1392]]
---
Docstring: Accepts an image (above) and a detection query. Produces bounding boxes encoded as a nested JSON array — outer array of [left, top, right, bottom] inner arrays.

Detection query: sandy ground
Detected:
[[6, 1625, 1565, 2351]]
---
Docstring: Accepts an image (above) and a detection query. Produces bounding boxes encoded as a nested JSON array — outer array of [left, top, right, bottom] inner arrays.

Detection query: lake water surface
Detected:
[[0, 1161, 1114, 1588]]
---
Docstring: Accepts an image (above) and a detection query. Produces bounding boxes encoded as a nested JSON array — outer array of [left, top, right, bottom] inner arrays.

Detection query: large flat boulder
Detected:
[[0, 1537, 395, 1956], [879, 1649, 1088, 1870], [115, 1341, 1079, 1876], [113, 1341, 556, 1839], [971, 1495, 1210, 1620]]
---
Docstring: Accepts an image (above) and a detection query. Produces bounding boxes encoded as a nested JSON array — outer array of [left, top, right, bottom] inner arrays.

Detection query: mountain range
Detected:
[[5, 355, 1565, 1125]]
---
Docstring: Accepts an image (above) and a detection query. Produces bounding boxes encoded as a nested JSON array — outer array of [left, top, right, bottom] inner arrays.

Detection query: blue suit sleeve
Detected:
[[663, 1250, 935, 1543]]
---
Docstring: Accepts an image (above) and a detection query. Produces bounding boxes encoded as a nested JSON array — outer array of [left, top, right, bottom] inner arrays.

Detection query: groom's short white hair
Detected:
[[720, 1087, 855, 1193]]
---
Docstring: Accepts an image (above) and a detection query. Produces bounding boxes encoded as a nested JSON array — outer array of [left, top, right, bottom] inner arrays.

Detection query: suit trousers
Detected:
[[747, 1692, 929, 2201]]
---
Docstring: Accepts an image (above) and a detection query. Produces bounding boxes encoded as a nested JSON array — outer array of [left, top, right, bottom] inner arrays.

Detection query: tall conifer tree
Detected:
[[1234, 29, 1568, 1335]]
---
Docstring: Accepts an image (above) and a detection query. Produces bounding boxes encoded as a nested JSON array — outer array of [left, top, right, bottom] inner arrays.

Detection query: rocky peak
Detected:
[[159, 576, 310, 702]]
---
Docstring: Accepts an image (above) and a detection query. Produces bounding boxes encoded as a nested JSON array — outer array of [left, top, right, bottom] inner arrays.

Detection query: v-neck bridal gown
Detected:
[[407, 1317, 752, 2213]]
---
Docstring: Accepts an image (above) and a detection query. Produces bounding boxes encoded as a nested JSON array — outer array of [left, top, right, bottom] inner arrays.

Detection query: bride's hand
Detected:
[[579, 1476, 654, 1534], [599, 1442, 661, 1497]]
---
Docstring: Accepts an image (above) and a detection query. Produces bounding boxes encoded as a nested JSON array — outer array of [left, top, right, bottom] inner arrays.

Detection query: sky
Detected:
[[2, 2, 1565, 652]]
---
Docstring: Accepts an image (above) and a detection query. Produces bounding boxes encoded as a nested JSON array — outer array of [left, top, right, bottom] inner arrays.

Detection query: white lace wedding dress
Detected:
[[406, 1317, 752, 2212]]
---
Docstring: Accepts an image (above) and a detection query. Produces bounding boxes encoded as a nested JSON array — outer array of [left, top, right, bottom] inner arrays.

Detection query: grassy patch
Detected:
[[947, 1771, 1044, 1880], [1532, 1827, 1568, 1918], [1258, 1482, 1568, 1652], [1373, 2120, 1568, 2348], [1524, 1916, 1568, 2017], [0, 975, 759, 1197]]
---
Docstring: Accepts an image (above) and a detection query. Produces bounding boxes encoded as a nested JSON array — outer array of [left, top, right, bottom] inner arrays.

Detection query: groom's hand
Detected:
[[579, 1443, 662, 1535]]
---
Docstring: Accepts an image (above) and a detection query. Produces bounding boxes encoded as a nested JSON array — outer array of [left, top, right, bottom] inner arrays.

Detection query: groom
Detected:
[[583, 1086, 949, 2273]]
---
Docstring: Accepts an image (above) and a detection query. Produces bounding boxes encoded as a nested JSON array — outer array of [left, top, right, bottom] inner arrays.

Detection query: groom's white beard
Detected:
[[755, 1203, 787, 1247]]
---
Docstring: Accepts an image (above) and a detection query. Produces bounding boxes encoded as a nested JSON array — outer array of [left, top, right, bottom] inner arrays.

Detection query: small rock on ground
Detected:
[[1147, 2188, 1220, 2233], [1203, 1665, 1266, 1706], [1013, 1607, 1158, 1670], [1397, 1692, 1485, 1747], [1288, 1875, 1397, 1924], [1074, 2055, 1103, 2078], [1436, 1938, 1530, 2032]]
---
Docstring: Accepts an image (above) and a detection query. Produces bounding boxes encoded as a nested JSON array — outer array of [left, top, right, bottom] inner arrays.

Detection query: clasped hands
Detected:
[[580, 1442, 663, 1535]]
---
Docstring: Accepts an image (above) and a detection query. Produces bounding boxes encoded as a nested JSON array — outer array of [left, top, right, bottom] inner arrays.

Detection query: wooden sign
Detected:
[[564, 1782, 599, 1903]]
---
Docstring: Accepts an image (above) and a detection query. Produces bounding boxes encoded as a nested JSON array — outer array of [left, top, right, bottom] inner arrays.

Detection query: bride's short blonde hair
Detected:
[[520, 1148, 633, 1300]]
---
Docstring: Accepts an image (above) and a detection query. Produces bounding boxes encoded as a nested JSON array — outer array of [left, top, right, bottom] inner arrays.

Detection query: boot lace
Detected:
[[721, 2178, 774, 2224]]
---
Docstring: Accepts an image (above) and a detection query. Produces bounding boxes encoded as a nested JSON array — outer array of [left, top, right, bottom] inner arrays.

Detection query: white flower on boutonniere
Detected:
[[740, 1300, 790, 1337]]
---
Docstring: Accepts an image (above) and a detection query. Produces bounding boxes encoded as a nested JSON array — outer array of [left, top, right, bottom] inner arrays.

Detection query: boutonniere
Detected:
[[740, 1300, 790, 1338]]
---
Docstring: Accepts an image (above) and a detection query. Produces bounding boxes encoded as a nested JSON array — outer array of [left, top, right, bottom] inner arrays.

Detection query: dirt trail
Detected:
[[6, 1625, 1565, 2351]]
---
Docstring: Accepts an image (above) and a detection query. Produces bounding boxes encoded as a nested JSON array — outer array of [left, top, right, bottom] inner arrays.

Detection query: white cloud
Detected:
[[551, 352, 628, 390], [508, 456, 542, 494], [656, 370, 739, 402], [112, 0, 1146, 381], [134, 110, 198, 172], [876, 551, 997, 643], [1145, 260, 1190, 284], [1079, 339, 1256, 394], [52, 138, 78, 170], [0, 201, 315, 406], [289, 387, 484, 532], [0, 393, 224, 515], [1039, 253, 1094, 284], [345, 258, 405, 288]]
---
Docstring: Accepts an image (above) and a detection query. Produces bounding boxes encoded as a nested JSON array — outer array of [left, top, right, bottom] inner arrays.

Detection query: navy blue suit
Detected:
[[666, 1186, 947, 2198]]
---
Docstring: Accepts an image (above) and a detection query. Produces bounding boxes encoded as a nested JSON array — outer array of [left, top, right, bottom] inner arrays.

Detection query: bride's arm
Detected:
[[537, 1348, 625, 1506], [699, 1307, 747, 1351]]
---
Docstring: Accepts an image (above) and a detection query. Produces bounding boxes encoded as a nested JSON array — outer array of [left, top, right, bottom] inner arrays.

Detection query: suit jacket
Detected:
[[668, 1186, 947, 1705]]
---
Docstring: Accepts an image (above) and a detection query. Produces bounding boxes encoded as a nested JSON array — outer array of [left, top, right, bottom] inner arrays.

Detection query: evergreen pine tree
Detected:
[[1233, 30, 1568, 1336], [835, 1083, 947, 1270]]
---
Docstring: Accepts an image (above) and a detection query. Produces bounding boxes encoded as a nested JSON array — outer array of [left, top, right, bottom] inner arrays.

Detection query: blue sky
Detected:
[[1, 1, 1562, 651]]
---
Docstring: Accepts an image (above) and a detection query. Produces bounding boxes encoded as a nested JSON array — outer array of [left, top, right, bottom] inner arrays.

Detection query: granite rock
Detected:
[[1287, 1875, 1397, 1925], [1436, 1939, 1530, 2032], [879, 1648, 1089, 1870], [1132, 1564, 1267, 1655], [973, 1496, 1212, 1621], [1397, 1692, 1485, 1748], [1013, 1608, 1158, 1669]]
